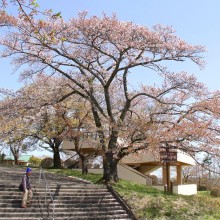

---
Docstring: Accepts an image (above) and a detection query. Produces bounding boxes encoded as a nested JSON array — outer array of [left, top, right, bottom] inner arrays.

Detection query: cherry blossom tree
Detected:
[[0, 10, 216, 182], [0, 75, 95, 168], [62, 107, 99, 175], [21, 76, 96, 170], [0, 109, 30, 164]]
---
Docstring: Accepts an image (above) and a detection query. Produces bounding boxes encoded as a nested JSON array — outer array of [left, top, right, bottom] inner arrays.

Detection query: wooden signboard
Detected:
[[160, 148, 177, 164]]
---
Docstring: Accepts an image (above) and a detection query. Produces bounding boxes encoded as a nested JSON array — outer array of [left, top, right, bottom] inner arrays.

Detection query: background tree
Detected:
[[0, 75, 96, 168], [60, 97, 99, 175], [202, 154, 212, 178], [0, 145, 5, 163], [0, 97, 32, 164], [182, 166, 197, 183]]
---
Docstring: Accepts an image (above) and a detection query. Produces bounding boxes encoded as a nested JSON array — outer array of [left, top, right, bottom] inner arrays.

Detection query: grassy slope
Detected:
[[112, 180, 220, 220], [49, 169, 220, 220]]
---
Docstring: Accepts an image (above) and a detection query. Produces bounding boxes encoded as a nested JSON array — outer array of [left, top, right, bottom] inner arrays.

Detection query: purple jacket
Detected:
[[21, 175, 31, 190]]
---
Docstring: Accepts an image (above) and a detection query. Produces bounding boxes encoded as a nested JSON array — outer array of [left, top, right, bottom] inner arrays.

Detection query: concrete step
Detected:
[[0, 165, 134, 220], [0, 186, 108, 192], [0, 198, 119, 204], [0, 201, 121, 208], [0, 195, 117, 202], [0, 217, 130, 220], [0, 204, 123, 213], [0, 191, 113, 196], [0, 210, 128, 217]]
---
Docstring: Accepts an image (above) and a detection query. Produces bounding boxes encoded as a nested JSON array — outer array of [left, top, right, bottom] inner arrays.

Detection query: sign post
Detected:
[[160, 147, 177, 193]]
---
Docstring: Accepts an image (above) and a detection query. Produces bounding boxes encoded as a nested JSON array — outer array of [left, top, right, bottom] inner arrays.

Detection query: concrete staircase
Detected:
[[0, 165, 136, 220]]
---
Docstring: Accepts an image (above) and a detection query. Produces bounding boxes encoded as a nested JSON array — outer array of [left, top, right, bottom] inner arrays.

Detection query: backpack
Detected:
[[19, 183, 24, 192]]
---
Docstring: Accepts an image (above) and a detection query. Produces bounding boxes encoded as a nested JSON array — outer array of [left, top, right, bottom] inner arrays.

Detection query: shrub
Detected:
[[29, 156, 42, 167], [149, 175, 158, 185], [210, 187, 220, 197], [41, 157, 53, 168], [198, 185, 207, 191]]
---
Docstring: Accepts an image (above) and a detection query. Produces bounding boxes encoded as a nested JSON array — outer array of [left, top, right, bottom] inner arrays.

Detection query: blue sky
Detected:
[[0, 0, 220, 91]]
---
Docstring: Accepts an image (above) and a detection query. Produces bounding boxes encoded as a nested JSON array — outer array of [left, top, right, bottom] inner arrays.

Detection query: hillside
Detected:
[[51, 169, 220, 220]]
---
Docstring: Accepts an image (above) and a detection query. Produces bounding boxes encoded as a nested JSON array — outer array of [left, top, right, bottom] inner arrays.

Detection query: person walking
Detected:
[[21, 167, 33, 208]]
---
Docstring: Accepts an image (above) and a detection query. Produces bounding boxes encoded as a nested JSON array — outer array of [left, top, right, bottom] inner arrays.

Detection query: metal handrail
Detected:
[[61, 153, 78, 165], [38, 167, 55, 220]]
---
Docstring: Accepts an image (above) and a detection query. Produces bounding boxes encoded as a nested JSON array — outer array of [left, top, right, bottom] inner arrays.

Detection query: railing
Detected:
[[61, 153, 78, 165], [38, 167, 55, 220], [118, 162, 153, 185], [106, 184, 138, 220]]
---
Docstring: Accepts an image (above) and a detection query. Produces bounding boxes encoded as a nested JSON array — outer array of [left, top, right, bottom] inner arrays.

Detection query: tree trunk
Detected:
[[53, 149, 62, 168], [103, 151, 119, 183], [91, 104, 120, 182], [10, 146, 19, 165], [74, 136, 88, 175], [80, 155, 88, 175], [52, 138, 62, 169], [14, 155, 19, 165]]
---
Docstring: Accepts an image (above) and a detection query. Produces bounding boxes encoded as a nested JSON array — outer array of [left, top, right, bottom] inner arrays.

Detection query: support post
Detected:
[[170, 181, 173, 194], [166, 162, 170, 192], [177, 165, 182, 185]]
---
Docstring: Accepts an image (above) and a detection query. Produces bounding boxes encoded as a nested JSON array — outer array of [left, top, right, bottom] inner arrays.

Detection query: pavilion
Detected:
[[62, 138, 197, 195]]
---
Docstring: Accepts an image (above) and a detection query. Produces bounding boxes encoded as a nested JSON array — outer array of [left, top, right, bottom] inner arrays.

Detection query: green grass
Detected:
[[47, 168, 220, 220], [48, 168, 103, 183], [113, 182, 220, 220], [111, 179, 163, 196]]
